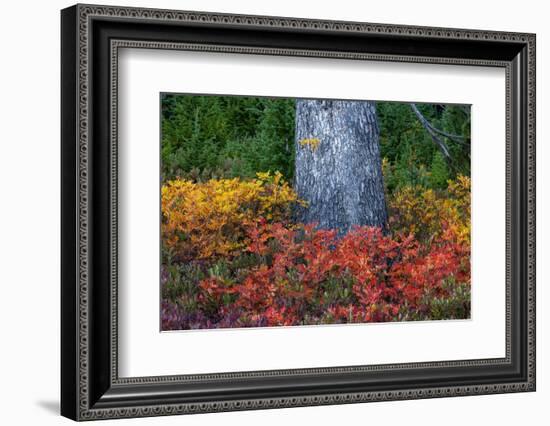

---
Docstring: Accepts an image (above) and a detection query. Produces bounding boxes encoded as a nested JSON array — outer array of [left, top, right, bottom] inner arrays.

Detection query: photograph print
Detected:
[[160, 94, 471, 331]]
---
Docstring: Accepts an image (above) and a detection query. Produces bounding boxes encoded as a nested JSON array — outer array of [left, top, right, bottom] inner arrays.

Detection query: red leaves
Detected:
[[198, 277, 238, 304], [263, 305, 300, 327], [235, 265, 277, 312], [196, 220, 470, 326]]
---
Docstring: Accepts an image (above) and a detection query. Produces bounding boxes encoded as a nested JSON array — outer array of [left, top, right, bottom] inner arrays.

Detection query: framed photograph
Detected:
[[61, 3, 536, 421]]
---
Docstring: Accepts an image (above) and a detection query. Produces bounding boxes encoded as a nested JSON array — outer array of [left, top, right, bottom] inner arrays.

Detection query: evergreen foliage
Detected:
[[161, 94, 295, 181], [161, 94, 470, 193]]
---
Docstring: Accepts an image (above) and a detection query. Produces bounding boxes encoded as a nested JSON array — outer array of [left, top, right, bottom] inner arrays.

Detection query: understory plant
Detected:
[[161, 174, 471, 330]]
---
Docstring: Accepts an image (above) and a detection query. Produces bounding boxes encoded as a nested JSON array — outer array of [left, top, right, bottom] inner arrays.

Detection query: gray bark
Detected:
[[294, 99, 387, 234]]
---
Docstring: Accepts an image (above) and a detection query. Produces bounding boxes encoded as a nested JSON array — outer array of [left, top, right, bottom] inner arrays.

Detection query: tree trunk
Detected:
[[294, 99, 387, 234]]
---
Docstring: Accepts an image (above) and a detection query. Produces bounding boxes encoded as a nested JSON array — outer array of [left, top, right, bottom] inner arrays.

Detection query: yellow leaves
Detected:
[[161, 171, 301, 260], [299, 138, 321, 151], [255, 171, 272, 182], [388, 175, 471, 245]]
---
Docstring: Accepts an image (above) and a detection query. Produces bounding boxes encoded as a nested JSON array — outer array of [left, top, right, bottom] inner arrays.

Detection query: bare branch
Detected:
[[427, 123, 468, 144], [410, 104, 469, 147], [409, 103, 452, 159]]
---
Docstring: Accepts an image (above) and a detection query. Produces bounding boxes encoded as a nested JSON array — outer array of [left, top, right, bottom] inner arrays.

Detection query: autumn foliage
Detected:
[[388, 175, 471, 244], [161, 174, 471, 330], [161, 171, 301, 260]]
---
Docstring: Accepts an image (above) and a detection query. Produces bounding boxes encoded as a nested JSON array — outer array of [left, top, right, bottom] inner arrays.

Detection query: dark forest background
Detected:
[[160, 94, 471, 192]]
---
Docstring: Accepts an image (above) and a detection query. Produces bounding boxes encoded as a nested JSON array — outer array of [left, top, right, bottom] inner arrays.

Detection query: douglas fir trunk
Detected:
[[294, 99, 387, 234]]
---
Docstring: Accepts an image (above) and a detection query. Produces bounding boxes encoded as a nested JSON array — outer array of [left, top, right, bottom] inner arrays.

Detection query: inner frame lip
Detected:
[[108, 37, 512, 387]]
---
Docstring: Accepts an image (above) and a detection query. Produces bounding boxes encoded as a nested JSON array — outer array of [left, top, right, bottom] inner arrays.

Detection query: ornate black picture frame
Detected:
[[61, 3, 536, 421]]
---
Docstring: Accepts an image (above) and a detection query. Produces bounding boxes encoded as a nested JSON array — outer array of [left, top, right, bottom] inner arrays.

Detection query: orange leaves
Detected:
[[235, 265, 277, 312], [162, 174, 471, 329], [161, 172, 301, 260], [195, 219, 470, 326]]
